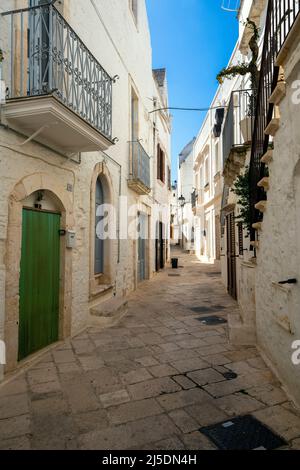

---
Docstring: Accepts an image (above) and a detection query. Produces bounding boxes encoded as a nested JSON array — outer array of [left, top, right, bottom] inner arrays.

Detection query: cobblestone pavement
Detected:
[[1, 249, 300, 450]]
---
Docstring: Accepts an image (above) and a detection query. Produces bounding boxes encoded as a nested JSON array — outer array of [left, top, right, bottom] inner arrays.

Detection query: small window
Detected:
[[215, 142, 219, 174], [95, 178, 104, 275], [129, 0, 138, 24], [205, 157, 209, 185], [157, 144, 165, 183], [167, 166, 171, 190]]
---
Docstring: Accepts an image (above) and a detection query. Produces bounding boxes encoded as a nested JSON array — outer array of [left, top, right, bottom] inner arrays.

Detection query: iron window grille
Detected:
[[249, 0, 300, 240]]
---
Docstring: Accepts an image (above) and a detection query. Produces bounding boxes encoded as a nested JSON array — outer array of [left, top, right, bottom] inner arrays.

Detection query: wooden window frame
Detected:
[[157, 144, 165, 184]]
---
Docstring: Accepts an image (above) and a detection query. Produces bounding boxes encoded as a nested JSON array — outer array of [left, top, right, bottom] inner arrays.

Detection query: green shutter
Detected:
[[19, 209, 60, 360]]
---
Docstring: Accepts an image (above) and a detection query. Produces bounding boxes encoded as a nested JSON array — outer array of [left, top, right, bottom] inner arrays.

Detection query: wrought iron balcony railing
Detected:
[[249, 0, 300, 239], [222, 89, 254, 166], [128, 141, 151, 193], [2, 3, 113, 140]]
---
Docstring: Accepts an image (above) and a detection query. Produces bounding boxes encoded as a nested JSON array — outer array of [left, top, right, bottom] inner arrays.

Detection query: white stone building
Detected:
[[218, 0, 300, 408], [192, 51, 246, 266], [177, 138, 195, 252], [0, 0, 171, 379]]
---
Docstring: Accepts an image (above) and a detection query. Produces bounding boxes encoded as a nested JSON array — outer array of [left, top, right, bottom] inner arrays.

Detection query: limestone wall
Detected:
[[0, 0, 171, 375], [255, 42, 300, 405]]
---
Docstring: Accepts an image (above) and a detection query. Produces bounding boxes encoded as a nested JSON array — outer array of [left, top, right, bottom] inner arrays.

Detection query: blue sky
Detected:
[[146, 0, 239, 181]]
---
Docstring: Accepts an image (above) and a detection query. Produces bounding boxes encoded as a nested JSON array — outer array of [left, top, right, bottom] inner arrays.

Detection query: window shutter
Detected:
[[157, 144, 161, 180], [162, 150, 165, 183], [95, 179, 104, 275]]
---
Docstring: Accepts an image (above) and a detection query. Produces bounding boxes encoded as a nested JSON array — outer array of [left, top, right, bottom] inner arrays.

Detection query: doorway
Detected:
[[19, 208, 61, 360], [138, 213, 148, 282], [156, 222, 165, 271], [226, 211, 237, 299]]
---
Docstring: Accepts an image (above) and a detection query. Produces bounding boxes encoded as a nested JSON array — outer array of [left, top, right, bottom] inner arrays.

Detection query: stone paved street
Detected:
[[1, 250, 300, 450]]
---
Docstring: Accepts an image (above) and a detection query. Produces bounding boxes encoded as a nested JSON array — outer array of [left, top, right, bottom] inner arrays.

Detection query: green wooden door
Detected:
[[19, 208, 61, 360]]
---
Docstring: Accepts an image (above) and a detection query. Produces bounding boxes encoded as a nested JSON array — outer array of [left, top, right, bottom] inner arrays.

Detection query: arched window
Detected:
[[95, 178, 104, 275]]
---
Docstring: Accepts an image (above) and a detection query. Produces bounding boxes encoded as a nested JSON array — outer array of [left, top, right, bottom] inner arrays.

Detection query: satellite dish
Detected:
[[221, 0, 240, 12]]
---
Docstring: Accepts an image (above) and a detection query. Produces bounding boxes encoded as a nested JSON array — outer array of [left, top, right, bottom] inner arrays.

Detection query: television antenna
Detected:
[[221, 0, 240, 12]]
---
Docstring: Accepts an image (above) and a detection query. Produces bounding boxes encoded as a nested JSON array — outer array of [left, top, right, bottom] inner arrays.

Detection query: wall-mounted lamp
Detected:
[[35, 190, 44, 210]]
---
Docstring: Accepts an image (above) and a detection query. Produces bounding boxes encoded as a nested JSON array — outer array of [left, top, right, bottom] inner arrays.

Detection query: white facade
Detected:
[[0, 0, 171, 378], [221, 0, 300, 407], [177, 138, 195, 251], [192, 43, 247, 265]]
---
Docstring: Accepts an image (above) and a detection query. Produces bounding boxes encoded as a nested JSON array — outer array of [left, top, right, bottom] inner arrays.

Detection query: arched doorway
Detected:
[[95, 178, 105, 276], [5, 174, 73, 373], [19, 191, 61, 360], [90, 162, 114, 295]]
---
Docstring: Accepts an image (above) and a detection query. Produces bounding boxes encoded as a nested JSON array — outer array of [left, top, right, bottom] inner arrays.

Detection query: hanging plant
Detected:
[[231, 167, 251, 234], [217, 19, 260, 114], [0, 49, 4, 63]]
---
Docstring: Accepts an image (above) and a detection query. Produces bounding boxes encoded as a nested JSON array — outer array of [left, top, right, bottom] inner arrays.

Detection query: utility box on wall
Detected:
[[66, 230, 76, 249]]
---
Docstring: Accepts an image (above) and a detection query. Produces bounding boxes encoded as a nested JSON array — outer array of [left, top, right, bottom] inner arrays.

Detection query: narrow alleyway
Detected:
[[1, 249, 300, 450]]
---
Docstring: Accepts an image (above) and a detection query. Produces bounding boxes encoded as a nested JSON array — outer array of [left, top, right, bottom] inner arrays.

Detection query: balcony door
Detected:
[[28, 0, 63, 96]]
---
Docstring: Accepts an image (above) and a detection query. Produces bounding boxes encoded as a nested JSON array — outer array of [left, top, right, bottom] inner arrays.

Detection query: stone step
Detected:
[[264, 106, 280, 137], [228, 313, 257, 346], [252, 222, 262, 231], [269, 67, 286, 105], [257, 177, 270, 191], [255, 200, 267, 213], [261, 148, 273, 164], [89, 297, 128, 327]]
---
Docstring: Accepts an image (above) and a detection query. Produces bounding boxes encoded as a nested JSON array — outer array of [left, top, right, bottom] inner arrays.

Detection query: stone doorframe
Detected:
[[89, 162, 115, 298], [4, 173, 74, 373]]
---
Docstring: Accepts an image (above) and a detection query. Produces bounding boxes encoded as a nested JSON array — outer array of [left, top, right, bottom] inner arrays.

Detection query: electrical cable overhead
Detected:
[[149, 105, 227, 114]]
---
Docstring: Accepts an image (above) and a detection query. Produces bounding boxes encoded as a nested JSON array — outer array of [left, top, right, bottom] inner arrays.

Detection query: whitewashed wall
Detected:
[[0, 0, 171, 375]]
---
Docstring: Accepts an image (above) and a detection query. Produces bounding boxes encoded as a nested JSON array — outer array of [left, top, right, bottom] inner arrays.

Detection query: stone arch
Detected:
[[4, 173, 74, 373], [89, 162, 115, 297]]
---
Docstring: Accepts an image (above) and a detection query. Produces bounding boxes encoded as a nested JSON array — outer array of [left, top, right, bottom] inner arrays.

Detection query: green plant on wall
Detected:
[[0, 49, 4, 63], [231, 167, 251, 234], [217, 19, 259, 113]]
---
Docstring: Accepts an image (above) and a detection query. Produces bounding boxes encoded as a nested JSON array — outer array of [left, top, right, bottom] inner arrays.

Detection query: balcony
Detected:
[[128, 141, 151, 195], [1, 4, 114, 154], [191, 189, 198, 210], [222, 89, 254, 186]]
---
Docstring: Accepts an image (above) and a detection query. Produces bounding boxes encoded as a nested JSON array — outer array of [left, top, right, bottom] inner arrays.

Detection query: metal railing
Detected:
[[130, 141, 151, 190], [249, 0, 300, 238], [2, 3, 113, 140], [222, 89, 254, 166]]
